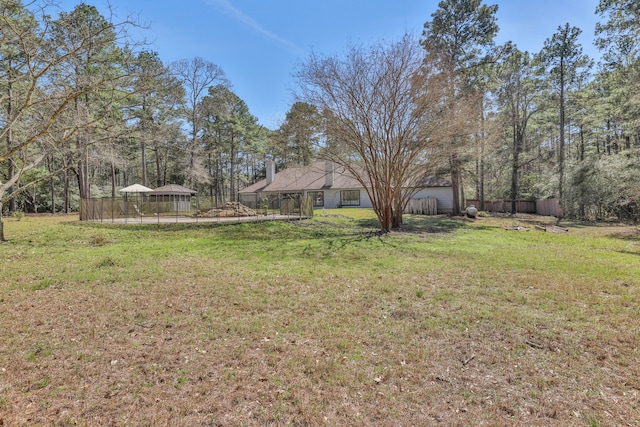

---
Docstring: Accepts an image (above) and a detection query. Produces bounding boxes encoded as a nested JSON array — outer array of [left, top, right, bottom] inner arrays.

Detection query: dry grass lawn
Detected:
[[0, 211, 638, 426]]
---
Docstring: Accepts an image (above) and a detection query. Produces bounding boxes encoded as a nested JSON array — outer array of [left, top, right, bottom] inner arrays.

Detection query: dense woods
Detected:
[[1, 0, 640, 236]]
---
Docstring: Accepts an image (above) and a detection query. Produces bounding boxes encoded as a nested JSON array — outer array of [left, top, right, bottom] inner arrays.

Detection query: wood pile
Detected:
[[535, 224, 568, 233], [503, 225, 529, 231], [202, 202, 257, 217]]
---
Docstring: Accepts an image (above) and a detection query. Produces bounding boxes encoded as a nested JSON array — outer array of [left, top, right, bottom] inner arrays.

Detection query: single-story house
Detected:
[[238, 160, 453, 214]]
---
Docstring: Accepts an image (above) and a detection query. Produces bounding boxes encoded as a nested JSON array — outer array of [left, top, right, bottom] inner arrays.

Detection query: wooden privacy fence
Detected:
[[465, 198, 563, 217], [405, 198, 438, 215], [466, 199, 536, 213], [536, 198, 563, 217]]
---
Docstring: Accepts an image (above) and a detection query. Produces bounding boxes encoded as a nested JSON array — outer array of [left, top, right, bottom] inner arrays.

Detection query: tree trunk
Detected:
[[391, 214, 402, 229], [47, 156, 56, 214], [76, 133, 89, 200], [606, 120, 611, 155], [216, 130, 223, 205], [77, 158, 88, 199], [392, 199, 404, 229], [216, 157, 222, 206], [381, 202, 392, 233], [64, 166, 70, 214], [50, 178, 56, 214], [450, 153, 461, 215], [510, 118, 525, 215], [207, 152, 213, 200], [229, 132, 236, 201], [141, 138, 147, 187], [188, 120, 197, 188], [479, 104, 486, 211], [154, 144, 163, 188], [6, 76, 16, 214], [510, 154, 519, 215], [141, 102, 148, 186], [75, 91, 89, 200], [558, 58, 565, 203], [0, 205, 5, 242], [32, 190, 38, 213], [111, 162, 117, 198], [579, 126, 585, 162]]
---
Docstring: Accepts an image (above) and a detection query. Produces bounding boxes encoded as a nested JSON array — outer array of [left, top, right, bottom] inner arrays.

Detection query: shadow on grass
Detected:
[[297, 214, 474, 256], [74, 218, 308, 237], [616, 249, 640, 256], [336, 213, 472, 234], [608, 229, 640, 242], [397, 215, 471, 234], [76, 213, 472, 249]]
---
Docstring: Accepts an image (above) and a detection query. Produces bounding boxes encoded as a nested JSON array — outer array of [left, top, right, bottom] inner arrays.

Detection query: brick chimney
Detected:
[[266, 160, 275, 185], [325, 161, 334, 187]]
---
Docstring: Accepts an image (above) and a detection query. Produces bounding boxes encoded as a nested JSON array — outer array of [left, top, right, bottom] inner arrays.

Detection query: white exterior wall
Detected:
[[412, 187, 453, 213], [360, 191, 373, 208], [320, 189, 341, 208], [244, 186, 450, 214], [309, 187, 451, 212], [328, 188, 453, 213]]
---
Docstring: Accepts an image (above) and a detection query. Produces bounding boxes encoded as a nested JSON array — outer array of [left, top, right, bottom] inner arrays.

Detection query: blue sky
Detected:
[[58, 0, 601, 130]]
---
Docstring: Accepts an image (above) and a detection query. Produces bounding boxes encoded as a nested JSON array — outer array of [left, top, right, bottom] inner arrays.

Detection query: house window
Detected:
[[308, 191, 324, 208], [340, 190, 360, 206]]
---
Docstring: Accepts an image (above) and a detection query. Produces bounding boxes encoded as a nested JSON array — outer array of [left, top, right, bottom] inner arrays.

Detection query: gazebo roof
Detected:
[[152, 184, 197, 195], [119, 184, 153, 193]]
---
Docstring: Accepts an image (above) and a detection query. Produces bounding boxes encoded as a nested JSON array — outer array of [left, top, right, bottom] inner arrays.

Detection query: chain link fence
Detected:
[[80, 194, 313, 222]]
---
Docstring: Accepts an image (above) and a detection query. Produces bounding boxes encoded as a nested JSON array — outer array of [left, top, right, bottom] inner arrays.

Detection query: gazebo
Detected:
[[79, 183, 199, 222], [118, 183, 153, 221], [149, 184, 198, 214]]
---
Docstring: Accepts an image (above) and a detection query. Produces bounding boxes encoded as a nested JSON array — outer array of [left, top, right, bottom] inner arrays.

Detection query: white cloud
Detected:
[[206, 0, 304, 55]]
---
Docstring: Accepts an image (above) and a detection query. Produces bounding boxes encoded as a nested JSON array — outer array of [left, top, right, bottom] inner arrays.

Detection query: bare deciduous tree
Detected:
[[170, 57, 227, 189], [0, 2, 139, 240], [129, 50, 183, 187], [295, 34, 464, 232]]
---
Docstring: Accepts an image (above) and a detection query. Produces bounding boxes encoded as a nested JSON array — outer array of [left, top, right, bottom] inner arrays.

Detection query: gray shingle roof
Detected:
[[239, 162, 362, 194], [239, 161, 451, 194], [152, 184, 198, 195]]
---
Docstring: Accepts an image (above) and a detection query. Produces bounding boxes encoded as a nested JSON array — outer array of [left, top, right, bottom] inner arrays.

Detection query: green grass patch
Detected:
[[0, 212, 638, 425]]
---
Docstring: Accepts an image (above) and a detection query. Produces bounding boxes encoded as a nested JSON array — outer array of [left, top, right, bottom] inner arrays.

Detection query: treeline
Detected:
[[1, 0, 639, 225], [416, 0, 640, 221], [0, 0, 315, 219]]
